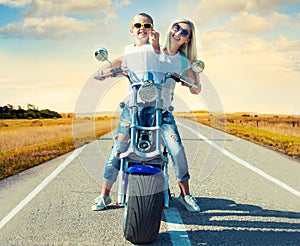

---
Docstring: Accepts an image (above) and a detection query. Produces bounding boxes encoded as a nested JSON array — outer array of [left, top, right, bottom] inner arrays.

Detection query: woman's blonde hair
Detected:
[[162, 19, 197, 62]]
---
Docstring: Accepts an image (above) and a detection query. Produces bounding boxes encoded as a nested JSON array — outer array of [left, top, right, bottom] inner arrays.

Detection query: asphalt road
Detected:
[[0, 118, 299, 245]]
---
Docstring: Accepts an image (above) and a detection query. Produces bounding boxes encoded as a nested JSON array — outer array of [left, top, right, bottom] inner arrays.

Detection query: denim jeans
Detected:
[[103, 106, 190, 183]]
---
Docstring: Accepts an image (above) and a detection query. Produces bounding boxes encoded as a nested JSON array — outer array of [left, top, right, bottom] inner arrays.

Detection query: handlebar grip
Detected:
[[170, 72, 198, 88], [170, 72, 181, 82], [113, 67, 124, 76], [94, 67, 125, 80]]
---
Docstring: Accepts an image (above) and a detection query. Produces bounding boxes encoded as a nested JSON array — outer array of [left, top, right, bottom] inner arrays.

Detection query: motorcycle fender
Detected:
[[126, 164, 162, 175]]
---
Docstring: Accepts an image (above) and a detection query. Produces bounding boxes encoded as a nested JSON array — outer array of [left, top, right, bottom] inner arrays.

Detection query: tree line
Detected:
[[0, 104, 62, 119]]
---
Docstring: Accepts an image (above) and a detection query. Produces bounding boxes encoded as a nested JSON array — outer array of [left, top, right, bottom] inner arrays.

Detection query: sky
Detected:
[[0, 0, 300, 115]]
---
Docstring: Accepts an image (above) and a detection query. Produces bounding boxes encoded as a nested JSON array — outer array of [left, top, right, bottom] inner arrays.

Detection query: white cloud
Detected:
[[0, 0, 30, 7], [199, 27, 300, 72], [225, 12, 273, 33], [275, 35, 297, 51], [0, 0, 130, 16], [24, 0, 111, 16], [0, 16, 96, 38], [247, 0, 300, 14], [0, 0, 130, 39], [229, 11, 289, 33], [22, 0, 130, 22], [271, 11, 290, 23], [273, 35, 300, 71], [179, 0, 247, 25], [241, 37, 271, 53], [181, 0, 297, 26], [198, 29, 245, 57]]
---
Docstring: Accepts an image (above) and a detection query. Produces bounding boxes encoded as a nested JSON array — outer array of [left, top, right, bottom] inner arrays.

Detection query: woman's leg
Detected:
[[160, 112, 190, 192]]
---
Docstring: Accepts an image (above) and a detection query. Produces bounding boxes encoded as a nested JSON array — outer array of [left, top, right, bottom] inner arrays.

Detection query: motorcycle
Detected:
[[94, 47, 204, 244]]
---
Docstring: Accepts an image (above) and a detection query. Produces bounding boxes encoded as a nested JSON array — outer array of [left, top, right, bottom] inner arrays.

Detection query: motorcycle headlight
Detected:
[[138, 83, 158, 102]]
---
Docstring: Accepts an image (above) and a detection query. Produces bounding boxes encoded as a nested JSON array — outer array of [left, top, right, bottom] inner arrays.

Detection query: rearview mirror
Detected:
[[192, 60, 205, 73], [95, 47, 109, 62]]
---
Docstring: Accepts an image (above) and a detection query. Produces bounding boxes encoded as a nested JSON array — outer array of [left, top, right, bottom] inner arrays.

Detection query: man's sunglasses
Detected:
[[172, 23, 191, 38], [132, 22, 153, 29]]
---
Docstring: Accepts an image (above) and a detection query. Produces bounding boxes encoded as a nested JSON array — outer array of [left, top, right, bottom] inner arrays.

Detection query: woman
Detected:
[[157, 19, 201, 212]]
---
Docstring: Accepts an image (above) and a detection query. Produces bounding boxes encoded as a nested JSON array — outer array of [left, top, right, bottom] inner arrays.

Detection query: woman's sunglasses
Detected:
[[172, 23, 191, 38], [132, 22, 153, 29]]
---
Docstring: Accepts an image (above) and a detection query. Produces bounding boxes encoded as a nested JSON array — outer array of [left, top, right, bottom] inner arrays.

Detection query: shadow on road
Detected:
[[160, 197, 300, 245]]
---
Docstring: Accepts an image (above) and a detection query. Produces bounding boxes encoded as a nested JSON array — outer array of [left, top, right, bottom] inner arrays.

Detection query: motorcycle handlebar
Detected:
[[94, 69, 198, 89]]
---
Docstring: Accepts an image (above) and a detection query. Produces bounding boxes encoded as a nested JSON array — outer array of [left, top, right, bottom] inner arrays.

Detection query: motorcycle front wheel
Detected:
[[123, 173, 164, 244]]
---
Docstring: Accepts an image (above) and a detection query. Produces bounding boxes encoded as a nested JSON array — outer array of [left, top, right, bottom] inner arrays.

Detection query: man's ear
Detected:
[[130, 29, 134, 34]]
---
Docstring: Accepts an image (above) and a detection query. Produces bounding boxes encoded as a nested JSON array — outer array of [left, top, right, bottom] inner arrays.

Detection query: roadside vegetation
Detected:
[[1, 111, 299, 180], [179, 111, 300, 160], [0, 116, 118, 180]]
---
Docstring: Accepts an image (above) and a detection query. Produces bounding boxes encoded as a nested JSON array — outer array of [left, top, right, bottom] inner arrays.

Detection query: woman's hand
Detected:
[[185, 68, 201, 94]]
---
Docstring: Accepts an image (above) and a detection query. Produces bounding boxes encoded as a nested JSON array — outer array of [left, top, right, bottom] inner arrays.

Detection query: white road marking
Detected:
[[163, 207, 192, 246], [179, 122, 300, 198], [0, 146, 86, 229]]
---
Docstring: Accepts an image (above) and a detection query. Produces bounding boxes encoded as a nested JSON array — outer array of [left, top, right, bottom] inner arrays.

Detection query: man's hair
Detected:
[[137, 12, 153, 24]]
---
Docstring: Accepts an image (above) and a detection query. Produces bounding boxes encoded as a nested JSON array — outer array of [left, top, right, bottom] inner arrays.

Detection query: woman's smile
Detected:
[[172, 33, 181, 41]]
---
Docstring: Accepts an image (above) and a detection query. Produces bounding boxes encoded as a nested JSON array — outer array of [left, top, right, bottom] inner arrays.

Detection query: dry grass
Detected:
[[178, 112, 300, 160], [0, 117, 118, 180], [1, 121, 72, 152], [1, 112, 299, 180]]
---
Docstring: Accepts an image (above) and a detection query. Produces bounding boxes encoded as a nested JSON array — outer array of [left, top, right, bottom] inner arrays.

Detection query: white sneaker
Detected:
[[92, 194, 112, 211], [178, 194, 200, 212]]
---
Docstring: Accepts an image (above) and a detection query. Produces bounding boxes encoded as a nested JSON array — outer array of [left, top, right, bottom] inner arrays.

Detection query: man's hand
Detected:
[[95, 68, 112, 81], [150, 30, 160, 53]]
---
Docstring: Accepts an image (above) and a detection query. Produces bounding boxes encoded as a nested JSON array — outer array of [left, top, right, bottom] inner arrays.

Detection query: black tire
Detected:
[[124, 173, 164, 244]]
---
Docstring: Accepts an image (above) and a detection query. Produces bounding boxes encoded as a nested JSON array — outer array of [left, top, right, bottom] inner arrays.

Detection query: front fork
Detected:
[[117, 158, 126, 206], [163, 159, 169, 208]]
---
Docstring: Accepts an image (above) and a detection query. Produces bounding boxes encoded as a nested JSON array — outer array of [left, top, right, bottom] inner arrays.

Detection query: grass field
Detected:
[[1, 112, 299, 180], [0, 116, 118, 180], [178, 112, 300, 160]]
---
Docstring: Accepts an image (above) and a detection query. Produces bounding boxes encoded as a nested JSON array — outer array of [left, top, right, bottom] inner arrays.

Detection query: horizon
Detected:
[[0, 0, 300, 115], [2, 103, 300, 117]]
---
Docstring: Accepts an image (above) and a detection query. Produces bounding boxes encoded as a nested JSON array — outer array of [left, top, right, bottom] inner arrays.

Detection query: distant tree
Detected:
[[0, 106, 9, 119], [7, 104, 14, 109], [27, 103, 38, 110], [15, 107, 26, 118], [40, 109, 61, 118], [0, 104, 62, 119]]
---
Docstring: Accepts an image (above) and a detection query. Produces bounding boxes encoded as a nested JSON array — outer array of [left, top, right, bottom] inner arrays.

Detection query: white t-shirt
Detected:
[[122, 43, 161, 83], [122, 43, 162, 105], [121, 44, 191, 108]]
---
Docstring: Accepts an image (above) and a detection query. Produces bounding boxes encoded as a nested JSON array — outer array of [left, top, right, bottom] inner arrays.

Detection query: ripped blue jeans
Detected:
[[103, 106, 190, 183]]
